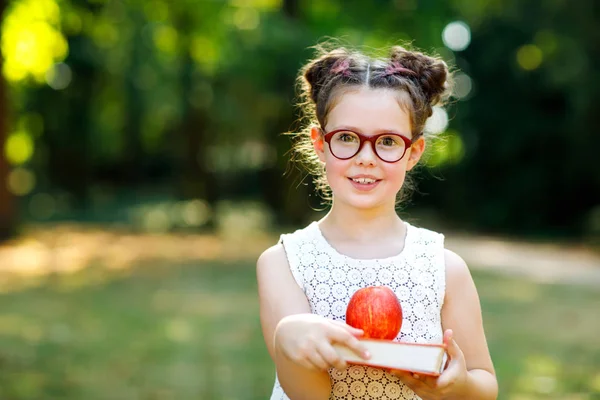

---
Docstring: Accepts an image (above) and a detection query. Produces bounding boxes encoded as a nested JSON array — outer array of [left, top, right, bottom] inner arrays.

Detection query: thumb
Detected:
[[443, 329, 461, 358]]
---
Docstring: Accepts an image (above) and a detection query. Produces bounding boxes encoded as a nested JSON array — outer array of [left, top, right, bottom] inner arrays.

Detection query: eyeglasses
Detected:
[[322, 128, 417, 163]]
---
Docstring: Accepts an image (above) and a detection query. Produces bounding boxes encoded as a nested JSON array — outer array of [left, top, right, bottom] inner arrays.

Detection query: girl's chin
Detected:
[[335, 194, 390, 210]]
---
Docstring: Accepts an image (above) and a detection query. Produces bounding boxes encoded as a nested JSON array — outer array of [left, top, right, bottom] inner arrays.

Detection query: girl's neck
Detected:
[[318, 201, 405, 243]]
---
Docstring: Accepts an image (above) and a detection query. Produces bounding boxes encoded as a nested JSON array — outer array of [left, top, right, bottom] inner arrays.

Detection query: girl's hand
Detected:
[[390, 329, 468, 400], [274, 313, 370, 371]]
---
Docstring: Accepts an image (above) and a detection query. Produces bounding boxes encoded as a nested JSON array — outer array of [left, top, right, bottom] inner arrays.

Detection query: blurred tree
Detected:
[[417, 0, 600, 237], [0, 0, 596, 237]]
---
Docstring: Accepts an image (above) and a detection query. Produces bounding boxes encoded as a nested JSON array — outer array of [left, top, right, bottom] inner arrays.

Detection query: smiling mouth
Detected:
[[349, 177, 380, 184]]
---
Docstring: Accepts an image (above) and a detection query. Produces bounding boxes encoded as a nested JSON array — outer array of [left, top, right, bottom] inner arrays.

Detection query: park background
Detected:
[[0, 0, 599, 399]]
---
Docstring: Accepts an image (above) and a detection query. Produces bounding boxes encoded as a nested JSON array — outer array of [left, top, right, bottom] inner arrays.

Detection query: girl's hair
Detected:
[[289, 41, 453, 204]]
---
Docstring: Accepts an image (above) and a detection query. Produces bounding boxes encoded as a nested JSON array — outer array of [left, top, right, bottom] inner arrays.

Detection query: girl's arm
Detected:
[[256, 244, 332, 400], [440, 248, 498, 399], [394, 249, 498, 399]]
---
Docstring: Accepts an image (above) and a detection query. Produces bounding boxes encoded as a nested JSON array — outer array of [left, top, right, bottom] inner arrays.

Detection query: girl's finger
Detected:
[[413, 373, 437, 388], [328, 327, 370, 359], [307, 351, 330, 371], [390, 370, 422, 392], [318, 343, 347, 370], [443, 329, 453, 347], [443, 329, 464, 360], [392, 370, 440, 391], [331, 320, 364, 336]]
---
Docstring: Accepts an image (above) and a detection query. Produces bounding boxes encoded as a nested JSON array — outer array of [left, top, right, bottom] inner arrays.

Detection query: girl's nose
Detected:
[[354, 141, 378, 166]]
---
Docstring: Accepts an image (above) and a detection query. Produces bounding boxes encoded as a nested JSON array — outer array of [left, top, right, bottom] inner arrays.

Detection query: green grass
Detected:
[[0, 261, 599, 399]]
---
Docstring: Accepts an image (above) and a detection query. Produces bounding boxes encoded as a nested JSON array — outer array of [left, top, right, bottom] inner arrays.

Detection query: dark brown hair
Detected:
[[289, 42, 453, 203]]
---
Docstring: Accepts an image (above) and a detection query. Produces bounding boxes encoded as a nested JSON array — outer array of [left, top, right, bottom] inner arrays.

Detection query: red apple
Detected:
[[346, 286, 403, 340]]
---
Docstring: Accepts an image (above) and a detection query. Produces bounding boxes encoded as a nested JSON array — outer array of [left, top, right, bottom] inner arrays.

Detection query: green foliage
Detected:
[[417, 0, 600, 237], [1, 0, 598, 236]]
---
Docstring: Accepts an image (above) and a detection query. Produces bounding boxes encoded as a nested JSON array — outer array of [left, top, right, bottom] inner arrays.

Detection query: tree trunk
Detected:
[[0, 0, 16, 240], [122, 9, 145, 184], [174, 13, 218, 229]]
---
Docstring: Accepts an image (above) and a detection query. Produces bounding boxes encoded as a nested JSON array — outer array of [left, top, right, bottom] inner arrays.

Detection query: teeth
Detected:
[[352, 178, 376, 184]]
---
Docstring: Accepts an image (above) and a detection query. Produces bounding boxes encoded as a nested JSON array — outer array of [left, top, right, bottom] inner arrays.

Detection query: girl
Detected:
[[257, 44, 498, 400]]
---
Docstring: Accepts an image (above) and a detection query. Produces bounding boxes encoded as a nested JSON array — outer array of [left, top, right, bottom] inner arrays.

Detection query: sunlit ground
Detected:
[[0, 225, 599, 399], [0, 222, 274, 293]]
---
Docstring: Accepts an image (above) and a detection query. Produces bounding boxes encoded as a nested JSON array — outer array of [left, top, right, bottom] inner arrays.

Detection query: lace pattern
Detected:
[[270, 221, 446, 400]]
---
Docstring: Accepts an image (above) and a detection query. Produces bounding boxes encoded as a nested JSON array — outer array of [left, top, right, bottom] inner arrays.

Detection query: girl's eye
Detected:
[[380, 136, 400, 147], [337, 132, 358, 142]]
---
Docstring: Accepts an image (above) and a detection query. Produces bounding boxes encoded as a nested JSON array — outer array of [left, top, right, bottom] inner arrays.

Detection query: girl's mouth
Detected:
[[348, 177, 381, 191]]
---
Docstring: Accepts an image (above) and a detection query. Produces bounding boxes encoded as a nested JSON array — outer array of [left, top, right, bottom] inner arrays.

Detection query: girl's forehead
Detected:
[[326, 88, 412, 133]]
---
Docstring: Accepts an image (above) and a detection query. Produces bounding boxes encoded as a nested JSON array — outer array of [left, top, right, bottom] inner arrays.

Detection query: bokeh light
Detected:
[[1, 0, 68, 84], [233, 7, 260, 30], [45, 62, 72, 90], [426, 130, 465, 167], [7, 168, 36, 196], [5, 131, 34, 165], [442, 21, 471, 52], [91, 20, 119, 49], [165, 319, 193, 343], [181, 200, 210, 227], [517, 44, 543, 71], [424, 106, 449, 134], [153, 24, 178, 55], [142, 208, 172, 233], [190, 36, 219, 74], [453, 72, 473, 100]]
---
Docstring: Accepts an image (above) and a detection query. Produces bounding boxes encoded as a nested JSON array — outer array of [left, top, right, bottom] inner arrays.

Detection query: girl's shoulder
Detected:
[[278, 221, 320, 244], [406, 222, 473, 288], [404, 220, 445, 249], [256, 222, 317, 268]]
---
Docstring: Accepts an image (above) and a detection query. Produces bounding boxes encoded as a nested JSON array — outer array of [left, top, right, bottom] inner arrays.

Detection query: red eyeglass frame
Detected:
[[321, 128, 419, 163]]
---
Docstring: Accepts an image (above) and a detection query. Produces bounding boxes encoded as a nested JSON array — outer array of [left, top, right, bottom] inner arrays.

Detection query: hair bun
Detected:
[[302, 48, 351, 103], [389, 46, 450, 108]]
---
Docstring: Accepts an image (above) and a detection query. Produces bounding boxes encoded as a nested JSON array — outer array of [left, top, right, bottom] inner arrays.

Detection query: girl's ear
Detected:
[[310, 126, 326, 162], [406, 135, 425, 171]]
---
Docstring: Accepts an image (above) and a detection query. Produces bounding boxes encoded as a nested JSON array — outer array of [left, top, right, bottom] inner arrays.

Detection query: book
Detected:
[[333, 339, 448, 376]]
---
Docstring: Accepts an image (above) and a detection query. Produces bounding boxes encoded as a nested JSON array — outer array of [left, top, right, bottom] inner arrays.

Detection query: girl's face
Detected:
[[311, 87, 425, 211]]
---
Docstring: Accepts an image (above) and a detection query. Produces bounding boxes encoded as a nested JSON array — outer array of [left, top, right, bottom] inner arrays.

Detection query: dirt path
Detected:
[[446, 234, 600, 286]]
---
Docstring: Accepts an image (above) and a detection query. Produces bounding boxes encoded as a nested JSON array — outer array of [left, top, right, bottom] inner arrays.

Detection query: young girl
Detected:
[[257, 44, 498, 400]]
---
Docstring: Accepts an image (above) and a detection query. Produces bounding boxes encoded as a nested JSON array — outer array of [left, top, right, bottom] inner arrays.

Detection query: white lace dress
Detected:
[[269, 221, 446, 400]]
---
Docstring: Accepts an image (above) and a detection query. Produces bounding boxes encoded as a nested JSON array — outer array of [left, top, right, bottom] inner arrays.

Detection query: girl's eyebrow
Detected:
[[330, 125, 406, 136]]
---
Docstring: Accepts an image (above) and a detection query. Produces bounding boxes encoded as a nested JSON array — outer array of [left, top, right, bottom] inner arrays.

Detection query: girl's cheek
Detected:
[[383, 165, 408, 189], [324, 158, 347, 176]]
